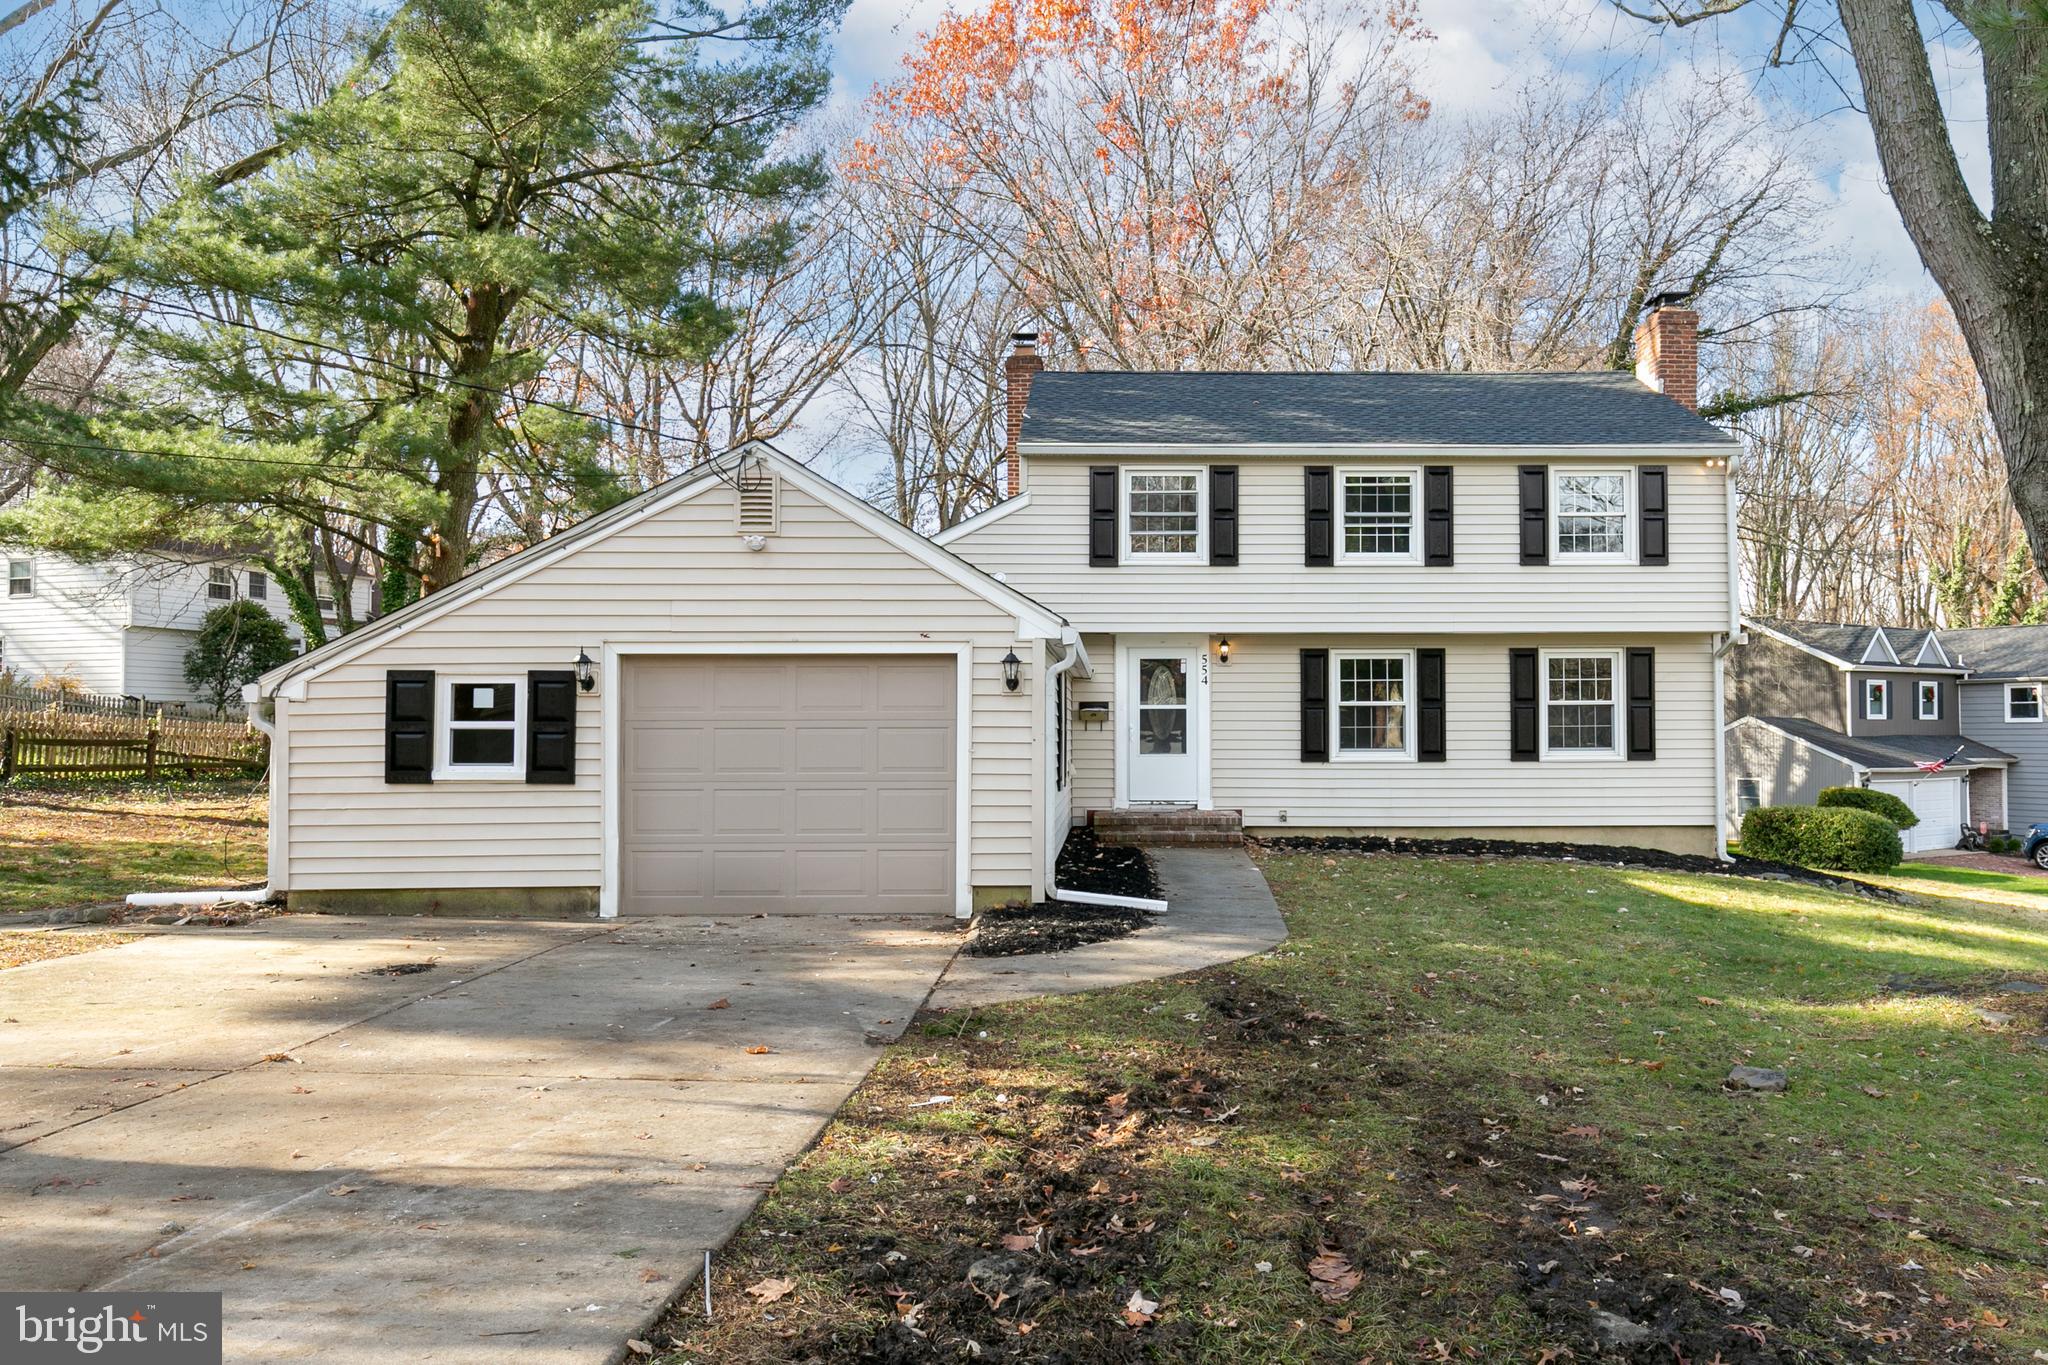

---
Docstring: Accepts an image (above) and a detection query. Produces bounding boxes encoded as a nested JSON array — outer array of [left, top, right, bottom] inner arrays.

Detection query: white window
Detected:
[[1122, 469, 1204, 561], [1863, 678, 1889, 720], [1332, 651, 1413, 759], [1916, 679, 1939, 721], [316, 591, 337, 615], [247, 571, 268, 601], [1736, 778, 1761, 813], [7, 559, 32, 597], [436, 679, 524, 779], [207, 566, 234, 601], [1541, 650, 1620, 757], [1552, 469, 1632, 560], [2009, 683, 2043, 722], [1338, 468, 1418, 562]]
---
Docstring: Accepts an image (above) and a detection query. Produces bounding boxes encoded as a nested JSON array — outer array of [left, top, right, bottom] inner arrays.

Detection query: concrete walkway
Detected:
[[0, 912, 958, 1363], [929, 846, 1287, 1009]]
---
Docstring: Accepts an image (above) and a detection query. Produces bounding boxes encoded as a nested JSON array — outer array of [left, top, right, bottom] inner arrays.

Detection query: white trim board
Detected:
[[598, 641, 977, 921], [933, 492, 1030, 545]]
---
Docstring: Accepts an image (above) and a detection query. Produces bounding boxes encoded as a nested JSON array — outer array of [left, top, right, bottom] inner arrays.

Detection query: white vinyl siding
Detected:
[[1203, 633, 1715, 834], [951, 458, 1730, 633], [0, 554, 128, 692], [279, 478, 1040, 897]]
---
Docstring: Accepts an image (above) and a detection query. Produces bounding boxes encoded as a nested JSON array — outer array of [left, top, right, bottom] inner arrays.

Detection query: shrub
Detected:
[[1740, 805, 1904, 873], [1991, 835, 2022, 856], [1817, 785, 1918, 830], [184, 602, 298, 716]]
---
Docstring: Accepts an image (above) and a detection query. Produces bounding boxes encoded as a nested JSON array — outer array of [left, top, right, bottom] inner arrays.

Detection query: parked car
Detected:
[[2021, 823, 2048, 870]]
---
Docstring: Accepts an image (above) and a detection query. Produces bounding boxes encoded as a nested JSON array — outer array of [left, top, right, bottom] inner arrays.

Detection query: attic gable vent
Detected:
[[736, 472, 779, 535]]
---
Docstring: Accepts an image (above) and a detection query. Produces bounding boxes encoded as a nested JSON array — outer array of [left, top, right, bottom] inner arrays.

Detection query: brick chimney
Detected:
[[1002, 331, 1044, 498], [1633, 294, 1699, 412]]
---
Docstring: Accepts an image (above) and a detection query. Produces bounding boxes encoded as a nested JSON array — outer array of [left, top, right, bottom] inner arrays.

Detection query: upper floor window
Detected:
[[1542, 650, 1620, 757], [1123, 469, 1203, 561], [2009, 683, 2043, 722], [207, 566, 234, 601], [1916, 679, 1939, 721], [1339, 469, 1418, 562], [6, 559, 32, 597], [247, 571, 268, 601], [1553, 469, 1631, 561], [1333, 651, 1412, 759], [1862, 678, 1889, 720]]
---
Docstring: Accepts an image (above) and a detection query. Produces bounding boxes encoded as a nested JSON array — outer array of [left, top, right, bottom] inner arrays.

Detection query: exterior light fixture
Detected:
[[1000, 649, 1023, 692], [1218, 637, 1232, 664], [575, 649, 596, 693]]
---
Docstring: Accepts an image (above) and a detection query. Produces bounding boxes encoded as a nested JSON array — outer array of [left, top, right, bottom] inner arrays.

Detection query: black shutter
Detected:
[[1626, 647, 1656, 761], [1209, 465, 1239, 566], [1518, 465, 1548, 565], [1088, 466, 1118, 566], [1508, 648, 1539, 761], [1304, 466, 1334, 567], [526, 669, 578, 784], [1423, 465, 1454, 566], [1300, 648, 1329, 762], [1638, 466, 1669, 566], [385, 669, 434, 784], [1417, 647, 1446, 762]]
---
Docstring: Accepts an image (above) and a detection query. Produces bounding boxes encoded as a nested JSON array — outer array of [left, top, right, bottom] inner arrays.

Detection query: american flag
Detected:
[[1916, 743, 1966, 774]]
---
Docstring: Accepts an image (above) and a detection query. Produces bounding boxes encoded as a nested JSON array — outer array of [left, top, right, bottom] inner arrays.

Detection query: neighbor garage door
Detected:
[[620, 656, 955, 915], [1872, 774, 1963, 854]]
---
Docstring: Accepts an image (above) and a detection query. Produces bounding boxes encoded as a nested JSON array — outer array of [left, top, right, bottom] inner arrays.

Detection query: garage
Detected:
[[1872, 774, 1964, 854], [619, 654, 957, 915]]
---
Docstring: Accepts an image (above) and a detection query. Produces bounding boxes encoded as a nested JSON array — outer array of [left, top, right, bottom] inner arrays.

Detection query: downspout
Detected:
[[1713, 454, 1747, 862], [1044, 635, 1085, 895]]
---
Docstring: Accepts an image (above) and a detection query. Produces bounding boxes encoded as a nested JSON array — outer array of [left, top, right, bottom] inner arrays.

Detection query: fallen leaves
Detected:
[[744, 1045, 774, 1055], [624, 1339, 654, 1356], [746, 1276, 796, 1304], [1121, 1289, 1159, 1326], [1306, 1245, 1361, 1303], [706, 998, 731, 1010]]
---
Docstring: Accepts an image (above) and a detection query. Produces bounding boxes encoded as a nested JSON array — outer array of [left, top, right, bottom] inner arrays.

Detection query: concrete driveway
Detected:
[[0, 913, 959, 1362]]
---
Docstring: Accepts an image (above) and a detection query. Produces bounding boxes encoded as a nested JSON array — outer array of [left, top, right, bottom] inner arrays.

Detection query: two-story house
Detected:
[[1726, 618, 2048, 852], [1, 548, 375, 706], [243, 301, 1740, 917]]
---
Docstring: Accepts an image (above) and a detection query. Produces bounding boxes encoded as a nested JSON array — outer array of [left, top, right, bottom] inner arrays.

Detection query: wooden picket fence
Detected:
[[1, 718, 267, 781]]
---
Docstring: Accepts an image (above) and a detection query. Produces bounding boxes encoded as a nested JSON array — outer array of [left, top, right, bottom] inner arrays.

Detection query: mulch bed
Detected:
[[1255, 833, 1907, 901], [964, 830, 1161, 958]]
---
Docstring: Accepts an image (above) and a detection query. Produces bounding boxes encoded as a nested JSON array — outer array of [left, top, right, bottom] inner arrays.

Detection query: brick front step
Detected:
[[1089, 808, 1245, 847]]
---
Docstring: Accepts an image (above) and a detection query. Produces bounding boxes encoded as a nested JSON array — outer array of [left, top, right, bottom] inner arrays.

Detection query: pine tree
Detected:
[[8, 0, 842, 592]]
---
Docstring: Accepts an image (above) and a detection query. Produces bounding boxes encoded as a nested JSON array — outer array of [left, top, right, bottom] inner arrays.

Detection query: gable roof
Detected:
[[1746, 618, 1963, 672], [1937, 625, 2048, 680], [1018, 370, 1739, 451], [1748, 715, 2015, 771], [252, 444, 1070, 700]]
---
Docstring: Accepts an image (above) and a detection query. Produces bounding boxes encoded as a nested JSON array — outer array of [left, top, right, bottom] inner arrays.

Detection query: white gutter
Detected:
[[1051, 886, 1168, 914], [1044, 637, 1086, 894], [126, 887, 273, 909]]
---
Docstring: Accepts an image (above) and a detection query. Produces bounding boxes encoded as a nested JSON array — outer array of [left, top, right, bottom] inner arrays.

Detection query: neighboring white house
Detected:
[[250, 299, 1740, 917], [1, 549, 375, 706]]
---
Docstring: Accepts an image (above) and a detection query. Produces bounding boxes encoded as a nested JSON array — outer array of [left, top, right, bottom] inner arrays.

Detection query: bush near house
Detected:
[[1817, 784, 1919, 829], [1741, 804, 1904, 873]]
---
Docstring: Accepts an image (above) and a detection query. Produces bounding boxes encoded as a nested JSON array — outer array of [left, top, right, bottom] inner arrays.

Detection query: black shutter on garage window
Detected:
[[526, 669, 578, 784], [1209, 465, 1239, 566], [385, 669, 434, 784], [1508, 648, 1539, 761], [1638, 466, 1669, 566], [1088, 466, 1119, 566], [1417, 647, 1447, 762], [1304, 466, 1334, 567], [1423, 465, 1454, 566], [1518, 465, 1548, 565], [1626, 647, 1656, 761], [1300, 648, 1329, 762]]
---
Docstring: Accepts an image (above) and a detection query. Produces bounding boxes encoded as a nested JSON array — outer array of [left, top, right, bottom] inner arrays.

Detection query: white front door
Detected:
[[1123, 641, 1205, 804]]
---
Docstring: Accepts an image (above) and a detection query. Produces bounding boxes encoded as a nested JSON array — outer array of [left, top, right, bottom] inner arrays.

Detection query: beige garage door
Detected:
[[620, 656, 955, 915]]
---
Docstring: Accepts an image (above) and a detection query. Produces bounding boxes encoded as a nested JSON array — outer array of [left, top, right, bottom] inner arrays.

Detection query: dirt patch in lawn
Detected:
[[0, 929, 140, 971]]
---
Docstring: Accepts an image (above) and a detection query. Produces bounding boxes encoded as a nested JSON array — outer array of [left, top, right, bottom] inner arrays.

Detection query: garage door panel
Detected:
[[621, 656, 955, 915], [1873, 776, 1962, 854]]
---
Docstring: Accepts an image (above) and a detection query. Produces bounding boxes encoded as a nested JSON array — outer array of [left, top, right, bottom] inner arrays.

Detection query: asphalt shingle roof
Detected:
[[1755, 716, 2015, 771], [1936, 625, 2048, 680], [1019, 370, 1738, 449], [1752, 618, 1952, 668]]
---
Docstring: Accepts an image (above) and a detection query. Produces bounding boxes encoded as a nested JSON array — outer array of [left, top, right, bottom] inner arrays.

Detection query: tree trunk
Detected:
[[1836, 0, 2048, 573]]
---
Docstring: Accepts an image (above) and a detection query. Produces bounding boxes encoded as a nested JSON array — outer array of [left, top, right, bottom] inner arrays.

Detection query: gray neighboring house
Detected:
[[1724, 618, 2046, 853]]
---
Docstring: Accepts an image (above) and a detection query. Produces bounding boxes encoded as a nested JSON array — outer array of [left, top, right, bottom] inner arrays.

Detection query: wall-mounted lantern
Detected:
[[1217, 637, 1232, 664], [575, 649, 597, 693], [1000, 649, 1023, 692]]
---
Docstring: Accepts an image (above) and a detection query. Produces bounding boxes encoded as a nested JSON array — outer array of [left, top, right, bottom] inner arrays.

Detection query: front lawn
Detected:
[[0, 781, 268, 915], [652, 852, 2048, 1363], [1867, 860, 2048, 913]]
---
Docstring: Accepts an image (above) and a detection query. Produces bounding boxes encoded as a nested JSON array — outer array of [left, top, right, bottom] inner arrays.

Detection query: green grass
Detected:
[[1866, 859, 2048, 910], [0, 782, 267, 914], [651, 854, 2048, 1363]]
